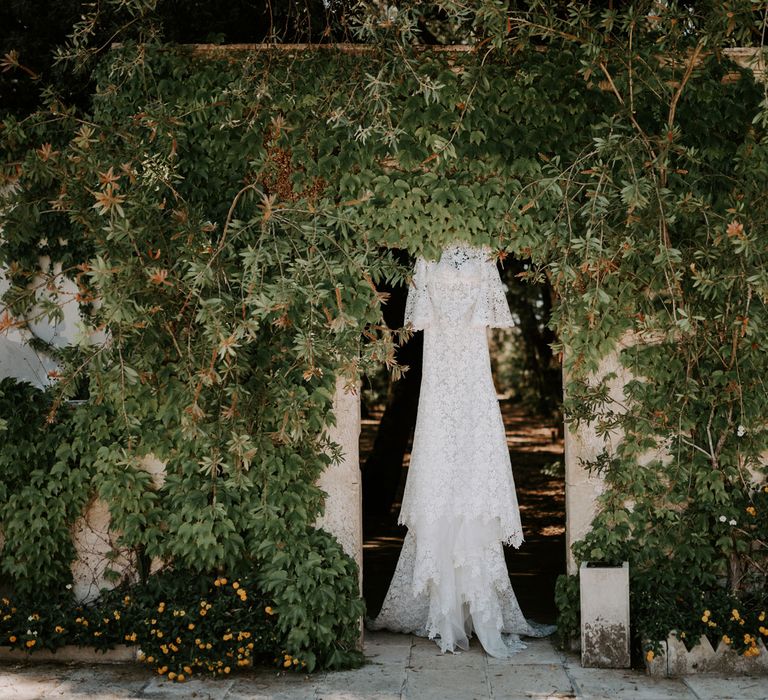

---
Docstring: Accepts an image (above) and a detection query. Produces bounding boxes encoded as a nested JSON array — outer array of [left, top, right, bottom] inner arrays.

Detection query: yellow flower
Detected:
[[25, 639, 36, 648], [177, 673, 185, 682], [759, 612, 765, 622], [183, 666, 192, 674], [283, 659, 292, 667], [167, 671, 176, 680], [232, 582, 240, 590], [188, 623, 195, 631], [731, 609, 740, 620], [8, 636, 16, 643], [224, 666, 231, 674], [265, 606, 274, 615], [54, 626, 65, 633], [722, 635, 732, 645], [746, 506, 757, 517], [156, 630, 163, 638], [703, 610, 711, 618]]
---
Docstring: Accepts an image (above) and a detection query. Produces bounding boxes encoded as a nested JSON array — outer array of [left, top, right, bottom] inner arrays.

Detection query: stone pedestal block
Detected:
[[580, 561, 630, 668]]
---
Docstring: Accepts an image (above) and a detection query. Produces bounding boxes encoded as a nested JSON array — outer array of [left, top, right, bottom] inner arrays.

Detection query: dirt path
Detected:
[[361, 400, 565, 624]]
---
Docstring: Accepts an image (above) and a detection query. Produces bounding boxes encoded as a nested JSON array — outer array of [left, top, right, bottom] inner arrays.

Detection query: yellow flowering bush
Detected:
[[0, 569, 321, 680], [641, 592, 767, 660]]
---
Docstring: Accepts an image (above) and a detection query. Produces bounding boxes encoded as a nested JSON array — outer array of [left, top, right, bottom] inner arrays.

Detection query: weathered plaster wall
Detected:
[[0, 264, 83, 388]]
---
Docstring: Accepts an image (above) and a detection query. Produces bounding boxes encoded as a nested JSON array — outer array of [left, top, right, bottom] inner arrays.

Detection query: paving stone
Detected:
[[142, 675, 234, 698], [40, 665, 149, 698], [488, 663, 574, 698], [682, 675, 768, 700], [565, 665, 696, 699], [315, 663, 405, 699], [407, 638, 487, 671], [486, 638, 565, 667], [362, 632, 412, 666], [0, 663, 80, 700], [226, 673, 320, 700], [404, 667, 489, 700]]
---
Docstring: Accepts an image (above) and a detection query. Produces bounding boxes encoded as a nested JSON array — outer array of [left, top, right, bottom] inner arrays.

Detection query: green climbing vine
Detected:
[[1, 0, 767, 674]]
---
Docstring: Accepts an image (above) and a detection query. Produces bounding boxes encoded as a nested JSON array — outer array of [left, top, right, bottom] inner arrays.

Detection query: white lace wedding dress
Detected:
[[367, 241, 556, 657]]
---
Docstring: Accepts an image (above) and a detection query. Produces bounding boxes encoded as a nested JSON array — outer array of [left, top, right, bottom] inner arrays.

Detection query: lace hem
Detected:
[[369, 522, 556, 658]]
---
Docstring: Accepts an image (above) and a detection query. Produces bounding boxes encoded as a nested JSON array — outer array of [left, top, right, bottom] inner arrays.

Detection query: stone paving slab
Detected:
[[487, 662, 574, 698], [682, 675, 768, 700], [42, 665, 149, 698], [404, 667, 489, 699], [563, 664, 697, 699], [0, 663, 80, 699], [315, 664, 406, 700], [0, 633, 765, 699], [486, 637, 566, 667]]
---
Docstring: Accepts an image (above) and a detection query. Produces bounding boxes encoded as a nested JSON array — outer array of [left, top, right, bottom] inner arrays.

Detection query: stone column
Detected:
[[563, 330, 654, 574], [315, 376, 363, 591]]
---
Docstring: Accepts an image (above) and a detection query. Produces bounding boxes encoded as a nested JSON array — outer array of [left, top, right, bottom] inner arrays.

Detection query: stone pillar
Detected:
[[563, 330, 657, 575], [315, 376, 363, 591]]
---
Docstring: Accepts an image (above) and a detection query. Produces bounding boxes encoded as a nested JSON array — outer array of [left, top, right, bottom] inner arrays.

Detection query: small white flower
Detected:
[[26, 629, 32, 635], [32, 630, 38, 636], [719, 515, 727, 522], [737, 425, 746, 437], [65, 584, 72, 590], [729, 518, 737, 526], [27, 615, 34, 621]]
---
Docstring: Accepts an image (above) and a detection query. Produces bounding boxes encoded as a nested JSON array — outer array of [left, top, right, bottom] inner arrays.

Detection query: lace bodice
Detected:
[[403, 242, 514, 331]]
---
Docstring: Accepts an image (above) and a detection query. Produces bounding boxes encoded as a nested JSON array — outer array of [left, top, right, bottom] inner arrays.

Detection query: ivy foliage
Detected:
[[1, 0, 768, 667]]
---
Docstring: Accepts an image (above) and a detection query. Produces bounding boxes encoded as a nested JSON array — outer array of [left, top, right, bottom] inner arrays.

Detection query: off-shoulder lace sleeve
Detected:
[[471, 256, 515, 329], [403, 256, 433, 331]]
